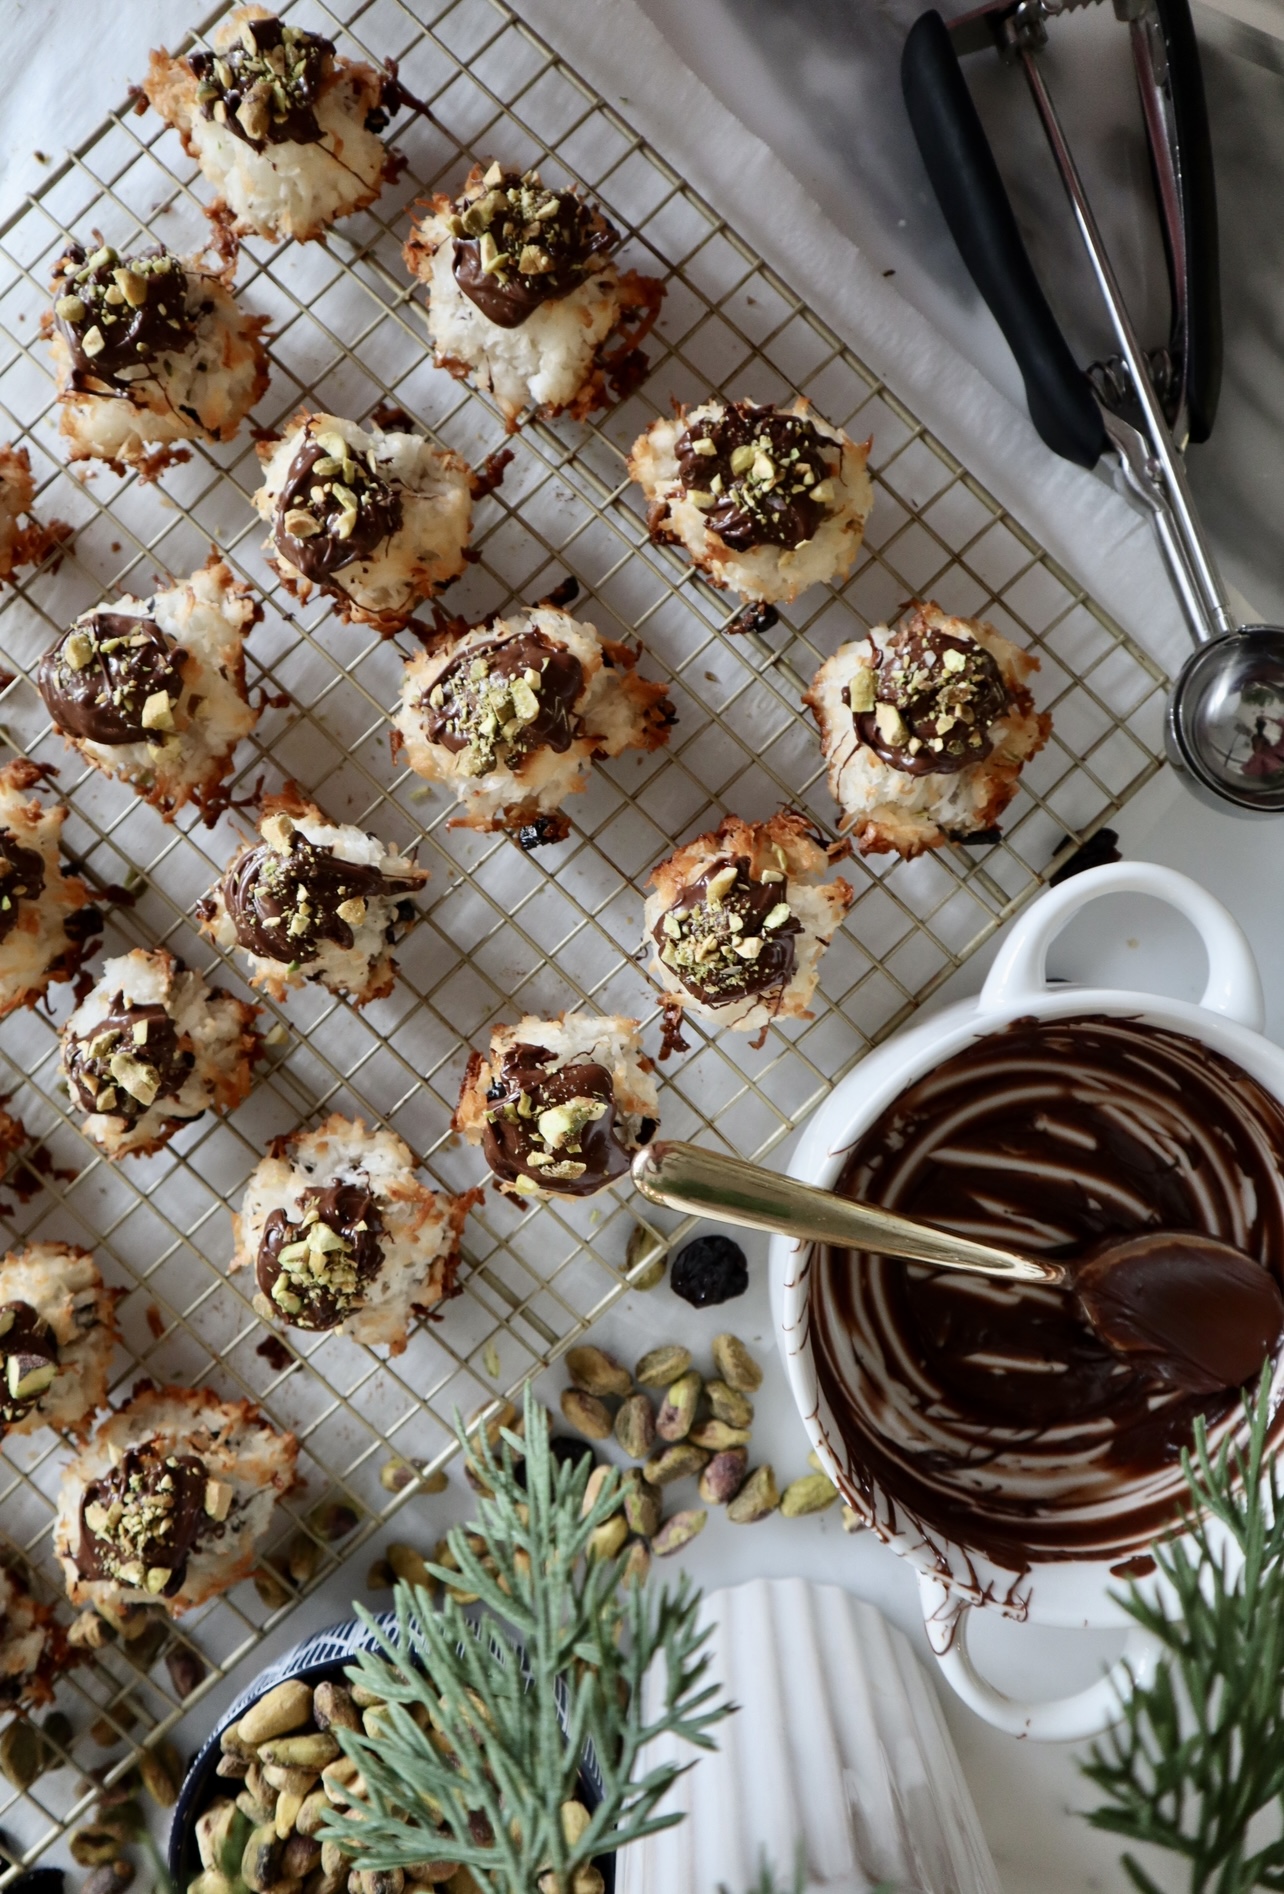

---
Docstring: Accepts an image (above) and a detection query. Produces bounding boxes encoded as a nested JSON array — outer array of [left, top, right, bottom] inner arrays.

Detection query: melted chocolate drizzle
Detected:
[[852, 614, 1010, 776], [65, 997, 193, 1125], [75, 1444, 209, 1596], [39, 613, 185, 747], [223, 828, 415, 966], [0, 1303, 59, 1426], [811, 1015, 1284, 1567], [482, 1046, 631, 1195], [674, 404, 839, 552], [653, 855, 801, 1008], [258, 1179, 385, 1330], [189, 16, 334, 149], [273, 432, 403, 582], [52, 245, 199, 396], [0, 832, 45, 948], [424, 630, 583, 773], [448, 167, 618, 329]]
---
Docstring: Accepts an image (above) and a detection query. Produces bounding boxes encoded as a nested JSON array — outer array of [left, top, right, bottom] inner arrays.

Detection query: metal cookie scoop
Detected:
[[902, 0, 1284, 813], [633, 1140, 1284, 1395]]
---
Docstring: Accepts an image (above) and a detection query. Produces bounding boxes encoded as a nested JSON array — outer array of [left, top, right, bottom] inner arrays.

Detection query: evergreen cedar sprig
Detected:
[[319, 1384, 731, 1894], [1081, 1367, 1284, 1894]]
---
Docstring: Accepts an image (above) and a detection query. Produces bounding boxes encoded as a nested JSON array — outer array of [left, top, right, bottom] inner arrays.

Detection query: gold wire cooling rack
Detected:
[[0, 0, 1169, 1871]]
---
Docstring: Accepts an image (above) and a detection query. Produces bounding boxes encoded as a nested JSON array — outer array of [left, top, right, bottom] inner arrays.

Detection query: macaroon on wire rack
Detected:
[[0, 0, 1166, 1870]]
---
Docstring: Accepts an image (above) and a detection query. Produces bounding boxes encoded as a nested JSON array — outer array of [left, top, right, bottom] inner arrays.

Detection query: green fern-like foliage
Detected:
[[1081, 1368, 1284, 1894], [319, 1385, 731, 1893]]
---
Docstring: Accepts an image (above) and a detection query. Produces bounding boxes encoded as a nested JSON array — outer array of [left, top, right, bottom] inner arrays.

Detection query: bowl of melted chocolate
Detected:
[[774, 862, 1284, 1738]]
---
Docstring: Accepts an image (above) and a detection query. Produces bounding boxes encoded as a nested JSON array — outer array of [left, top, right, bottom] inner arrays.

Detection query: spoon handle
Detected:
[[631, 1140, 1065, 1286]]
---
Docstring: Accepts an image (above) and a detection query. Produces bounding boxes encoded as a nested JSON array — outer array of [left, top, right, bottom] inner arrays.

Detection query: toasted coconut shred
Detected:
[[0, 1243, 119, 1444], [38, 556, 261, 823], [804, 599, 1051, 857], [455, 1014, 659, 1202], [393, 604, 673, 841], [53, 1384, 298, 1617], [197, 787, 427, 1005], [0, 760, 101, 1020], [143, 7, 401, 244], [629, 396, 873, 605], [0, 1562, 63, 1708], [254, 411, 473, 632], [644, 810, 854, 1045], [403, 160, 664, 428], [60, 947, 261, 1161], [232, 1113, 477, 1353], [0, 445, 68, 583], [44, 241, 269, 477]]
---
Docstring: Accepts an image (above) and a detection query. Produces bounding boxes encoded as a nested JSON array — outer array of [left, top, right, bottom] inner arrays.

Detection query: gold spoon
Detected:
[[632, 1140, 1284, 1398]]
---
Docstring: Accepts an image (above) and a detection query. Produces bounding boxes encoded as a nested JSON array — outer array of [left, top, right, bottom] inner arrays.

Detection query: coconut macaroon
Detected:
[[38, 558, 261, 825], [196, 789, 427, 1005], [53, 1384, 298, 1617], [0, 760, 101, 1020], [254, 411, 472, 633], [455, 1015, 658, 1202], [0, 444, 68, 584], [232, 1114, 476, 1352], [0, 1244, 119, 1446], [803, 599, 1052, 858], [44, 241, 269, 478], [60, 948, 261, 1161], [644, 811, 854, 1047], [393, 604, 674, 846], [143, 8, 401, 244], [0, 1563, 63, 1709], [629, 397, 873, 609], [403, 161, 663, 430]]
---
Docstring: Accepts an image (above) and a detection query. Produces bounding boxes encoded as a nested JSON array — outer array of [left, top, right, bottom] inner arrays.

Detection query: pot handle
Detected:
[[918, 1573, 1161, 1740], [978, 860, 1264, 1031]]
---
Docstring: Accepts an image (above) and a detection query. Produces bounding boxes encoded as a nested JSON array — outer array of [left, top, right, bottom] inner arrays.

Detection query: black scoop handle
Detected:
[[1153, 0, 1221, 444], [901, 9, 1107, 470]]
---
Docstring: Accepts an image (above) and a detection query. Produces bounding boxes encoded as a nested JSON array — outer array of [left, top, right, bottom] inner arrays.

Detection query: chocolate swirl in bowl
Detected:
[[810, 1015, 1284, 1569]]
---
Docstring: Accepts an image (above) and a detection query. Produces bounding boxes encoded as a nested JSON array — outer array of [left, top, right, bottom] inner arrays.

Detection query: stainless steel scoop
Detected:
[[903, 0, 1284, 813]]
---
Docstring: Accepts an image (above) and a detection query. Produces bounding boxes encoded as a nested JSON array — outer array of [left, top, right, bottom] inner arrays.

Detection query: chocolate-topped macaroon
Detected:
[[39, 557, 261, 824], [53, 1385, 298, 1616], [60, 947, 261, 1161], [629, 397, 873, 611], [143, 8, 403, 244], [455, 1015, 659, 1202], [197, 788, 426, 1005], [403, 161, 664, 429], [43, 241, 268, 477], [253, 411, 472, 632], [393, 604, 673, 844], [0, 1244, 119, 1445], [804, 599, 1052, 857], [644, 811, 854, 1050], [232, 1114, 476, 1351], [0, 443, 68, 585], [0, 760, 100, 1019]]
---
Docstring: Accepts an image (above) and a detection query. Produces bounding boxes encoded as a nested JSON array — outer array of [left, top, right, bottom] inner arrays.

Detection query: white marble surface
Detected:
[[5, 4, 1284, 1891]]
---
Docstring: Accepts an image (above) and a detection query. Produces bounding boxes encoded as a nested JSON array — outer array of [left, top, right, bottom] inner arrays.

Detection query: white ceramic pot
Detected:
[[617, 1577, 1002, 1894], [773, 860, 1278, 1741]]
